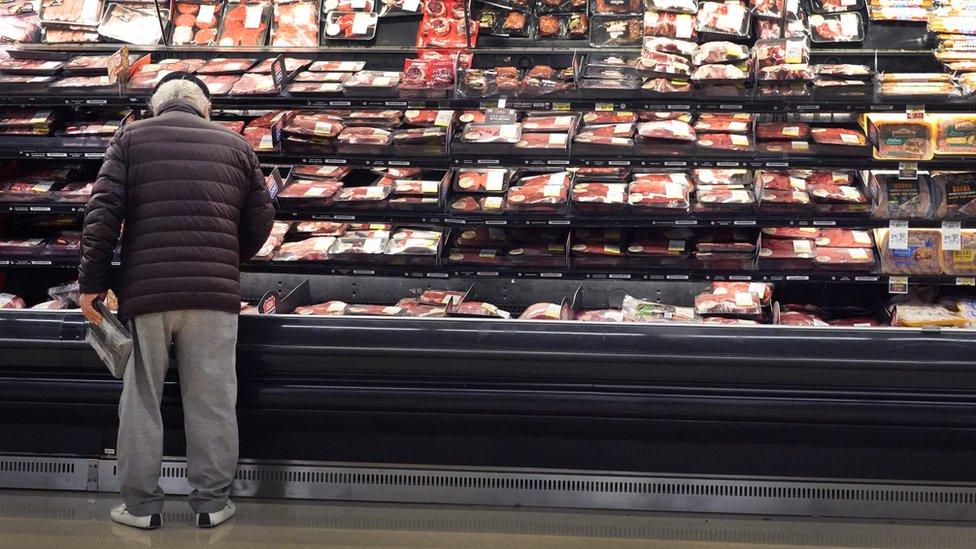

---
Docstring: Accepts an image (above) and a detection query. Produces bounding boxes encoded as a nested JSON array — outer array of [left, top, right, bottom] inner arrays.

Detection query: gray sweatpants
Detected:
[[117, 309, 239, 516]]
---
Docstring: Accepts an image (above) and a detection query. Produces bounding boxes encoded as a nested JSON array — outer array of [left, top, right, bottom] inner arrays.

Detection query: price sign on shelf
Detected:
[[888, 276, 909, 294], [888, 220, 909, 250], [942, 221, 962, 251]]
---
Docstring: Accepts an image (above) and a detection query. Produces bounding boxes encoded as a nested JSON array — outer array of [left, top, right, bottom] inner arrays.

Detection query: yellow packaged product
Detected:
[[894, 304, 969, 327], [933, 114, 976, 156], [941, 229, 976, 275], [865, 113, 935, 160]]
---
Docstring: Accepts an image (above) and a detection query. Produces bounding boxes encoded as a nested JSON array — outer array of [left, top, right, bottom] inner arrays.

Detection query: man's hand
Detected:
[[80, 292, 107, 325]]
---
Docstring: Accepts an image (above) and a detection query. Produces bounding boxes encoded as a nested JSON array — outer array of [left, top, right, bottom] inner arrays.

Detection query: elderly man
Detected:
[[78, 73, 275, 530]]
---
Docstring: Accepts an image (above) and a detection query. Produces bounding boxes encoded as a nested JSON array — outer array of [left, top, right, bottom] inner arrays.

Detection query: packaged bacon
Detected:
[[454, 168, 513, 193]]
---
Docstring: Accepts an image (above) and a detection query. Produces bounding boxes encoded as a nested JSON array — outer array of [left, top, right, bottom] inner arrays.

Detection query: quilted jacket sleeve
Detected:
[[78, 131, 128, 294], [238, 148, 275, 260]]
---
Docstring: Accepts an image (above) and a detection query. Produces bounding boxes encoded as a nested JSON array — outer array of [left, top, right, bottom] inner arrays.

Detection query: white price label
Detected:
[[731, 134, 749, 146], [258, 134, 273, 149], [305, 187, 326, 197], [81, 0, 100, 22], [943, 221, 962, 251], [421, 181, 439, 194], [676, 14, 693, 38], [197, 4, 216, 25], [734, 292, 754, 308], [403, 0, 421, 10], [372, 76, 392, 87], [853, 230, 872, 244], [664, 182, 683, 199], [434, 110, 453, 127], [313, 121, 334, 136], [841, 13, 859, 37], [888, 220, 909, 250], [485, 170, 505, 191], [840, 132, 861, 144], [30, 110, 51, 124], [888, 276, 909, 294], [729, 121, 749, 132], [244, 5, 264, 29], [782, 126, 801, 137], [848, 248, 869, 260], [793, 240, 812, 254], [499, 125, 518, 140], [483, 196, 503, 209], [548, 172, 566, 185]]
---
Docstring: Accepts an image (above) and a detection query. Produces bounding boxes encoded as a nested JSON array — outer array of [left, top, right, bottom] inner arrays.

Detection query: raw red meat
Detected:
[[292, 165, 351, 179], [279, 179, 343, 201], [294, 221, 347, 236], [519, 302, 567, 320], [628, 180, 691, 209], [0, 293, 25, 309], [419, 290, 466, 306], [345, 304, 405, 316], [711, 281, 773, 306], [694, 116, 752, 133], [759, 237, 816, 258], [572, 183, 628, 204], [275, 237, 337, 261], [779, 311, 828, 326], [396, 299, 446, 317], [452, 301, 511, 318], [519, 172, 572, 188], [814, 229, 873, 248], [576, 310, 636, 322], [694, 290, 762, 316], [696, 133, 754, 152], [810, 127, 866, 146], [337, 127, 392, 145], [759, 141, 813, 155], [637, 120, 695, 141], [691, 64, 748, 82], [808, 183, 866, 203], [760, 189, 811, 206], [692, 168, 752, 185], [456, 169, 509, 192], [515, 133, 569, 150], [807, 171, 853, 186], [758, 170, 808, 191], [756, 123, 811, 141], [697, 187, 755, 205], [522, 115, 578, 132], [574, 134, 633, 147], [697, 1, 749, 35], [642, 11, 697, 40], [761, 227, 820, 239], [229, 73, 276, 95], [196, 58, 256, 74], [454, 227, 508, 247], [692, 42, 750, 65], [814, 247, 875, 269], [582, 111, 637, 125]]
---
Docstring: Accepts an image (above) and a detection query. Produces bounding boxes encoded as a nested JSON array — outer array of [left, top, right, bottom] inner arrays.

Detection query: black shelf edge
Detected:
[[0, 202, 86, 214]]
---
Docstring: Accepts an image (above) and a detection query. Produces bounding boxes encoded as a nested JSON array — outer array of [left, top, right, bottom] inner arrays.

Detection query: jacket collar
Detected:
[[156, 98, 206, 118]]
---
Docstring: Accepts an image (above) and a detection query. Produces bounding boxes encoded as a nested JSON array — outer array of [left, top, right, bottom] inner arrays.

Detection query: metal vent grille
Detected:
[[92, 458, 976, 521], [0, 456, 90, 491]]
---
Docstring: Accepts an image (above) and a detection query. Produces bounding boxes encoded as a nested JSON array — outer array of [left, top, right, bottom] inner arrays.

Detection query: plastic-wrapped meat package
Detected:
[[582, 111, 637, 125], [519, 302, 568, 321], [54, 181, 93, 202], [815, 64, 872, 77], [392, 178, 441, 196], [47, 231, 81, 255], [760, 189, 811, 209], [759, 237, 816, 259], [171, 2, 223, 45], [694, 114, 752, 133], [0, 293, 25, 309], [506, 183, 569, 211], [446, 248, 505, 265], [574, 167, 631, 181], [392, 127, 447, 144], [294, 221, 347, 236], [522, 115, 578, 133], [333, 183, 392, 203], [759, 64, 814, 82], [573, 228, 624, 243], [756, 123, 810, 141], [330, 236, 388, 257], [396, 299, 446, 318], [692, 168, 753, 186], [251, 57, 311, 74], [197, 58, 256, 74], [642, 11, 697, 40], [308, 60, 365, 72], [758, 170, 808, 191], [461, 124, 521, 144], [272, 1, 318, 46], [696, 187, 755, 211], [810, 127, 866, 146], [577, 123, 635, 138], [97, 3, 166, 45], [628, 179, 691, 209], [691, 63, 748, 83], [696, 1, 749, 36], [868, 173, 932, 219], [828, 317, 882, 327], [573, 182, 628, 204], [324, 11, 378, 40], [446, 301, 510, 319], [637, 51, 691, 78], [384, 231, 441, 256], [294, 70, 349, 83], [40, 0, 103, 26], [697, 133, 754, 152], [30, 299, 72, 310], [712, 281, 772, 306], [755, 38, 810, 69], [810, 12, 863, 42], [695, 229, 757, 252], [453, 227, 508, 247], [515, 133, 569, 150], [254, 222, 288, 260], [337, 127, 392, 146], [759, 141, 813, 155], [942, 230, 976, 276], [626, 236, 688, 257], [643, 37, 697, 57], [814, 229, 872, 248], [761, 227, 818, 240], [808, 183, 865, 204], [637, 120, 695, 141], [576, 309, 636, 322], [932, 173, 976, 219], [419, 290, 466, 306], [692, 42, 750, 65], [282, 113, 344, 138], [814, 246, 875, 270], [218, 2, 270, 46], [779, 310, 828, 326], [750, 0, 799, 18], [694, 289, 762, 317], [341, 304, 404, 316], [454, 169, 511, 193], [229, 73, 276, 95], [274, 237, 336, 261], [243, 126, 274, 151], [279, 179, 343, 202], [294, 301, 348, 316], [0, 10, 40, 44], [518, 172, 573, 189]]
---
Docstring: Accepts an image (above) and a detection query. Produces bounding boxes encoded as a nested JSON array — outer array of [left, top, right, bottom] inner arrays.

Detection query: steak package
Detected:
[[171, 1, 223, 45], [217, 2, 270, 46]]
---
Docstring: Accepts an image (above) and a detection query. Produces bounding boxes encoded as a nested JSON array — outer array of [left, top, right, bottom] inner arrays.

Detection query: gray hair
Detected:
[[149, 79, 211, 117]]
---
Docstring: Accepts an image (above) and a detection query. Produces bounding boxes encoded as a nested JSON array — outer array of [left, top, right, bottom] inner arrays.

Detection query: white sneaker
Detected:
[[195, 500, 236, 528], [110, 503, 162, 530]]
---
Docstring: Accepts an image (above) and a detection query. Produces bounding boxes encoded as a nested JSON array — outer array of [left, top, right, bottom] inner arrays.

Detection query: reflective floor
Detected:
[[0, 490, 975, 548]]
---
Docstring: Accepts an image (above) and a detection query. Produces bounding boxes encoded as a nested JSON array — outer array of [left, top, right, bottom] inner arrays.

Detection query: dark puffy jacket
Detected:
[[79, 99, 275, 319]]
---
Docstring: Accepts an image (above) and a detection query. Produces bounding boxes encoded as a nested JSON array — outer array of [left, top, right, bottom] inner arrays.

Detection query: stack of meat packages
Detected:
[[750, 0, 806, 40], [753, 37, 813, 97], [579, 54, 640, 94], [323, 0, 377, 41], [634, 110, 695, 154], [280, 165, 445, 213], [457, 65, 574, 98], [0, 163, 92, 203], [126, 58, 207, 92], [504, 171, 573, 215], [445, 226, 569, 268], [754, 119, 815, 156], [292, 289, 511, 319], [572, 226, 694, 269], [448, 168, 514, 215], [38, 0, 103, 43], [759, 226, 876, 271], [693, 228, 758, 269], [0, 108, 56, 136], [287, 60, 364, 95], [756, 168, 866, 214], [271, 0, 319, 45], [217, 1, 271, 46], [276, 164, 350, 210], [574, 110, 635, 151], [279, 109, 432, 155], [242, 110, 287, 151], [514, 112, 575, 153], [693, 281, 773, 325], [690, 167, 757, 213], [693, 112, 755, 154]]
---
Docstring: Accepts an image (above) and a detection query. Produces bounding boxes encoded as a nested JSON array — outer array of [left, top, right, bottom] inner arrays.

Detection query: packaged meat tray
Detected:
[[695, 229, 757, 252], [696, 1, 749, 38], [336, 127, 392, 153], [692, 168, 752, 186], [645, 0, 697, 13], [642, 11, 696, 40], [814, 228, 873, 248], [251, 57, 311, 74], [694, 289, 762, 317], [278, 178, 343, 203], [932, 114, 976, 156], [750, 0, 800, 17], [875, 228, 942, 275], [228, 73, 277, 95], [758, 237, 817, 270], [637, 120, 695, 141], [454, 168, 513, 193], [293, 301, 349, 316], [286, 81, 343, 95], [522, 115, 579, 133], [696, 132, 754, 153], [643, 36, 696, 57], [308, 61, 365, 72], [867, 114, 937, 161], [0, 58, 63, 75], [49, 76, 116, 92], [294, 221, 348, 236], [0, 293, 25, 310], [759, 189, 811, 212], [691, 63, 750, 83], [778, 310, 829, 326], [942, 230, 976, 276], [695, 186, 756, 213], [636, 51, 691, 78], [573, 182, 628, 210], [217, 1, 270, 46], [197, 75, 241, 95], [691, 42, 750, 65], [273, 236, 337, 261], [809, 183, 866, 204], [460, 123, 521, 144], [506, 184, 569, 212], [519, 302, 571, 321], [515, 133, 569, 151], [446, 248, 505, 266], [330, 236, 388, 261], [590, 15, 642, 47], [196, 58, 256, 74], [40, 0, 104, 27], [810, 127, 866, 147], [537, 0, 587, 12], [693, 114, 752, 133], [533, 13, 590, 40], [810, 12, 864, 43], [324, 11, 377, 40], [627, 179, 691, 209], [342, 70, 400, 95], [712, 281, 772, 306], [448, 301, 511, 319], [815, 64, 872, 77], [814, 246, 876, 270], [761, 226, 819, 239], [757, 170, 808, 191], [893, 304, 968, 328], [812, 0, 862, 12], [333, 183, 392, 202], [868, 172, 933, 219], [171, 1, 223, 46], [97, 3, 167, 45], [931, 172, 976, 219], [323, 0, 375, 12], [576, 310, 636, 322], [591, 0, 641, 15], [344, 304, 406, 316], [270, 1, 318, 46], [758, 141, 813, 155]]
